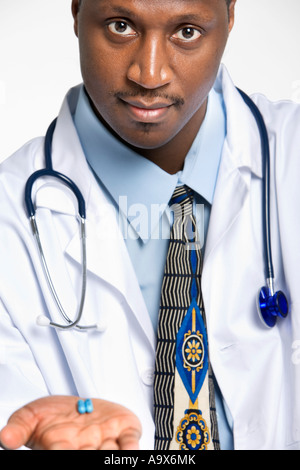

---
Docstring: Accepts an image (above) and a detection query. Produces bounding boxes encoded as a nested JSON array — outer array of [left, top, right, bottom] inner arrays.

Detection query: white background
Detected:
[[0, 0, 300, 162]]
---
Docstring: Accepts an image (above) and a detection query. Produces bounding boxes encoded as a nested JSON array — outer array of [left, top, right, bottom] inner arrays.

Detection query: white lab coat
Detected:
[[0, 65, 300, 450]]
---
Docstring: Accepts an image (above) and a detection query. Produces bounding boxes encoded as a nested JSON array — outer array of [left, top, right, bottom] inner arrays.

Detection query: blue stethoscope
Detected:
[[24, 89, 289, 330]]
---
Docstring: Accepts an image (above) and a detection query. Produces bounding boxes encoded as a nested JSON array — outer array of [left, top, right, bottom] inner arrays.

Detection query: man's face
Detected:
[[72, 0, 235, 155]]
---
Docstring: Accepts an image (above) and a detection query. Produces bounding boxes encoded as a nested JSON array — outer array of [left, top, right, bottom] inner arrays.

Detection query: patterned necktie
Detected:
[[154, 185, 220, 451]]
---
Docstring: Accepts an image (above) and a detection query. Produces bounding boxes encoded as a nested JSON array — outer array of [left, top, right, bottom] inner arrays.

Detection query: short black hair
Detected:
[[78, 0, 232, 8]]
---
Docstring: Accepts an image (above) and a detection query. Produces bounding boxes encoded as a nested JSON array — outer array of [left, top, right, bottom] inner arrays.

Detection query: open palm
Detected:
[[0, 396, 142, 450]]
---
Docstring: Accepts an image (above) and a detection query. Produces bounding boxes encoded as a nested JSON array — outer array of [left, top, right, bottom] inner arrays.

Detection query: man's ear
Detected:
[[71, 0, 81, 37], [228, 0, 237, 34]]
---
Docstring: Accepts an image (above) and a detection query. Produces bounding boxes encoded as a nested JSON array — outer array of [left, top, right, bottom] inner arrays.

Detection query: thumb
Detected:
[[0, 407, 37, 450]]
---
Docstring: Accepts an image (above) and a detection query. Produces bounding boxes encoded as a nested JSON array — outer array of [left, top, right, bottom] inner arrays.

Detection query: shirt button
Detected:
[[141, 368, 155, 386]]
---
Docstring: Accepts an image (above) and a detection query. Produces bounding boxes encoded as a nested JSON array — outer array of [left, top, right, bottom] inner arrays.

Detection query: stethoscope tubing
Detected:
[[25, 119, 95, 331], [237, 88, 274, 285], [25, 118, 86, 220]]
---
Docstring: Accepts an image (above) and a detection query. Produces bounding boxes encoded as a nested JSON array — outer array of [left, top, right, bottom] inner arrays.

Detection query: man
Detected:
[[0, 0, 300, 450]]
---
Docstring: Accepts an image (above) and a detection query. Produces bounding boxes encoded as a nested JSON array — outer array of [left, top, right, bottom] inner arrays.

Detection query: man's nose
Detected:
[[127, 34, 174, 89]]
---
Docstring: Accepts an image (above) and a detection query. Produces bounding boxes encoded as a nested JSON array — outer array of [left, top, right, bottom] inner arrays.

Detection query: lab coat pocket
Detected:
[[217, 335, 294, 450]]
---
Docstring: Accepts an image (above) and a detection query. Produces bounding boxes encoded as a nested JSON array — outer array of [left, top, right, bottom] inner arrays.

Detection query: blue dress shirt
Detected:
[[73, 84, 234, 450]]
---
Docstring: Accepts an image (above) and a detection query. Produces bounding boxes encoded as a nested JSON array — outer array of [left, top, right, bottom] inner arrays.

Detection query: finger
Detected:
[[0, 403, 41, 450], [118, 428, 141, 451], [0, 424, 31, 450]]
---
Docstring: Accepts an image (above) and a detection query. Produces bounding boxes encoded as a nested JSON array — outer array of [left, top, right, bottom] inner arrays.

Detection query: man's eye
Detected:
[[172, 27, 202, 42], [107, 21, 136, 37]]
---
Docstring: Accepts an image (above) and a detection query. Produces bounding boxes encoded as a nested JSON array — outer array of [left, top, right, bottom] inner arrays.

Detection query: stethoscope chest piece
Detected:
[[258, 286, 289, 328]]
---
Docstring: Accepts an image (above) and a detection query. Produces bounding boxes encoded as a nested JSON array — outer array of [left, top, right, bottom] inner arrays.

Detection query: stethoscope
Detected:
[[24, 89, 289, 331], [25, 119, 104, 332]]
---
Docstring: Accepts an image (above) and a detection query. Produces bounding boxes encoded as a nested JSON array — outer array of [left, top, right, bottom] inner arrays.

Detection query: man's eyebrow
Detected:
[[170, 13, 212, 23], [103, 6, 137, 17], [101, 6, 211, 24]]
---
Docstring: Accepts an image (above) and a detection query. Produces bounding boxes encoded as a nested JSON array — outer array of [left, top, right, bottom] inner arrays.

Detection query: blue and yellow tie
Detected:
[[154, 185, 220, 451]]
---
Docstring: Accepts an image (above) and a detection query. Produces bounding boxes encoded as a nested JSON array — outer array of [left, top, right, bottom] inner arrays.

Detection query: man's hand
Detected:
[[0, 396, 142, 450]]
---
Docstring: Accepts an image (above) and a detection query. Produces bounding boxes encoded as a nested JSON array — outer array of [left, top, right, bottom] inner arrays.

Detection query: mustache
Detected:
[[113, 90, 185, 108]]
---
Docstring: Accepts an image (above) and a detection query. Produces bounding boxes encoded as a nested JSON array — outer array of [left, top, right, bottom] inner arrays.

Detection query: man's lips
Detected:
[[119, 97, 174, 123], [122, 97, 174, 109]]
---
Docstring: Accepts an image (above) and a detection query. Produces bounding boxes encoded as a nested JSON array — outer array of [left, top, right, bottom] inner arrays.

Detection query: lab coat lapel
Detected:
[[38, 88, 156, 353], [64, 180, 156, 353], [204, 141, 249, 263], [204, 67, 263, 263]]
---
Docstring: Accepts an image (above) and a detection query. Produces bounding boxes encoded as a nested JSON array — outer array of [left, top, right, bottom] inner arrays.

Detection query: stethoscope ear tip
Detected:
[[95, 322, 107, 333], [36, 315, 51, 327]]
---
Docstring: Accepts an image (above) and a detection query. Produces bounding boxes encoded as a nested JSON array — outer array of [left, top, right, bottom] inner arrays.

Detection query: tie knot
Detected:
[[169, 186, 196, 244], [170, 185, 193, 219]]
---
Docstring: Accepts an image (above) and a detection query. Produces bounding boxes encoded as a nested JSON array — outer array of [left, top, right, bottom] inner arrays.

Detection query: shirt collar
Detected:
[[179, 86, 226, 205], [73, 84, 226, 241]]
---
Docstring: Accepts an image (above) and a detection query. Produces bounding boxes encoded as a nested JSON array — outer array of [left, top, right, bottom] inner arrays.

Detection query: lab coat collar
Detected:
[[215, 65, 263, 179], [202, 65, 263, 292]]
